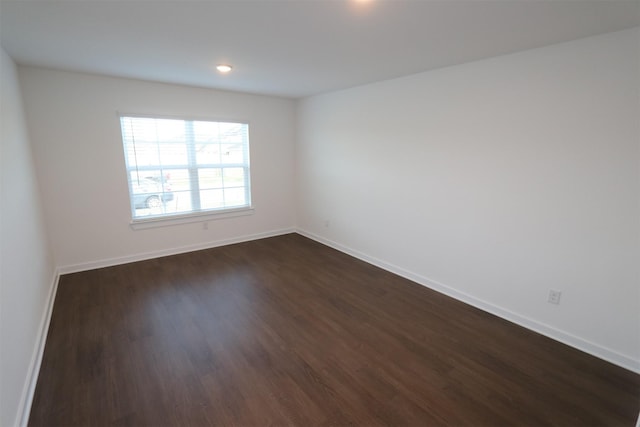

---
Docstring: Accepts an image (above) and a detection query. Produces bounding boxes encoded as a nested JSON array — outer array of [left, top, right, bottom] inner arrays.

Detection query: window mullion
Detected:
[[243, 128, 251, 206], [185, 121, 201, 211]]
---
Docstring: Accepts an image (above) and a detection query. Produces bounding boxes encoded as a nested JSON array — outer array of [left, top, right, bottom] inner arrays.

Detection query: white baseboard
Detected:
[[296, 228, 640, 374], [17, 269, 60, 427], [58, 227, 296, 275], [20, 226, 638, 427], [18, 228, 296, 426]]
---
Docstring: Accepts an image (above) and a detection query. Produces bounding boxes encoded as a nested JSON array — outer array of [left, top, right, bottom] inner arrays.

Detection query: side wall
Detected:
[[19, 68, 297, 271], [296, 28, 640, 371], [0, 48, 55, 427]]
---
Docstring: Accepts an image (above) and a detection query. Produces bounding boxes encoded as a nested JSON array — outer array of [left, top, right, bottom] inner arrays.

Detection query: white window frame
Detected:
[[118, 114, 253, 229]]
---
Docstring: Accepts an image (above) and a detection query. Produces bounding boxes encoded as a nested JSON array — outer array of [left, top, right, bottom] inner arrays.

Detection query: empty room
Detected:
[[1, 0, 639, 426]]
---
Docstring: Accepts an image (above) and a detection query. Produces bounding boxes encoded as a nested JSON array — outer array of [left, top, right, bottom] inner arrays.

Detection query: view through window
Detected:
[[119, 116, 251, 221]]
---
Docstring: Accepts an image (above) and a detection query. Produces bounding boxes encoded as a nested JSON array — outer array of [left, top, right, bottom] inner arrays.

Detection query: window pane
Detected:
[[127, 142, 159, 166], [195, 143, 221, 165], [223, 167, 245, 186], [168, 169, 191, 192], [123, 117, 156, 142], [193, 121, 219, 142], [155, 119, 185, 143], [219, 122, 245, 143], [130, 171, 163, 197], [169, 190, 193, 214], [220, 144, 244, 164], [199, 168, 223, 190], [200, 189, 224, 210], [130, 171, 175, 217], [224, 187, 246, 207], [159, 143, 188, 165]]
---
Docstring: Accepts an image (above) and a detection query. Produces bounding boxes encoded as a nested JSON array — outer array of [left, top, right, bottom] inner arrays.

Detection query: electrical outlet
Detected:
[[324, 220, 330, 228], [548, 289, 562, 305]]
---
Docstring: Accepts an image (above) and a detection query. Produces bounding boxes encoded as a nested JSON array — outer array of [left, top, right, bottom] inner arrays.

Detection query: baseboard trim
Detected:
[[58, 227, 296, 275], [21, 225, 638, 427], [17, 268, 61, 427], [18, 228, 296, 425], [296, 228, 640, 374]]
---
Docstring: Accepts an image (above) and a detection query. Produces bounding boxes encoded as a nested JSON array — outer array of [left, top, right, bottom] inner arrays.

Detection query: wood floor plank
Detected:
[[29, 233, 640, 426]]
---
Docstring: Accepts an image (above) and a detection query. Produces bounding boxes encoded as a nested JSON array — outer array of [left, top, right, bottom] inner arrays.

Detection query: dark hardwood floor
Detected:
[[30, 233, 639, 426]]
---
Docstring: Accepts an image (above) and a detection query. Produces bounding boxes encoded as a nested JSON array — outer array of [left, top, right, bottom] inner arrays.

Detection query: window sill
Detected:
[[130, 207, 254, 230]]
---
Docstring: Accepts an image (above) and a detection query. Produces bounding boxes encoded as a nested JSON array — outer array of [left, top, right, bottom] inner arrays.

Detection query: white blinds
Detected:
[[119, 115, 251, 220]]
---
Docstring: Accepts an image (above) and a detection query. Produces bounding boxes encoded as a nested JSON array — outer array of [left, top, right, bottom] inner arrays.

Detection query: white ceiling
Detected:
[[1, 0, 639, 99]]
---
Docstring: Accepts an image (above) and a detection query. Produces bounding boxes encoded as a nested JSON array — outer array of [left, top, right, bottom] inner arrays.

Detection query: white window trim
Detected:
[[118, 113, 253, 228], [130, 207, 255, 230]]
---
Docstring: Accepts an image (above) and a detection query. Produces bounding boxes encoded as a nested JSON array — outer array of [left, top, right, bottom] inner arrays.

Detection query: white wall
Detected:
[[296, 28, 640, 371], [19, 68, 297, 270], [0, 48, 55, 427]]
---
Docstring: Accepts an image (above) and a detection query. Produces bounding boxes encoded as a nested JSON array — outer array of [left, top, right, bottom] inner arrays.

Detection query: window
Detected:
[[119, 115, 251, 223]]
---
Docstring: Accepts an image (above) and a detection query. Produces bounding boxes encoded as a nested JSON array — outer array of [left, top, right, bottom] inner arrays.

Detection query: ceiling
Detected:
[[1, 0, 639, 99]]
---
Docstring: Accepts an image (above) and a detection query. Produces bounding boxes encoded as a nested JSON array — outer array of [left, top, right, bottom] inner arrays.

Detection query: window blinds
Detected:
[[120, 116, 251, 220]]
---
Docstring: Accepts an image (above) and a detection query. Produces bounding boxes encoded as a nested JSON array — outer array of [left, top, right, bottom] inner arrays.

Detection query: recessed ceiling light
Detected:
[[216, 64, 233, 73]]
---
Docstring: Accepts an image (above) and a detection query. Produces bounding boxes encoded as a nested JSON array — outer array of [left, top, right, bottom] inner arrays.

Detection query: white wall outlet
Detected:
[[324, 220, 330, 228], [548, 289, 562, 305]]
